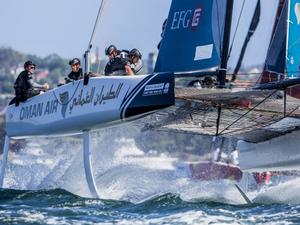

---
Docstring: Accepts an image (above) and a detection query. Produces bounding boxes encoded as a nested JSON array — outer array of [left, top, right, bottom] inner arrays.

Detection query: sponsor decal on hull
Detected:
[[143, 83, 170, 96], [68, 83, 123, 115], [17, 83, 124, 121], [19, 100, 58, 120]]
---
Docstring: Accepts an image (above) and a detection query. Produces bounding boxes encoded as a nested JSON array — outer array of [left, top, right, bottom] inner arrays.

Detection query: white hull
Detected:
[[5, 73, 174, 138], [238, 128, 300, 172]]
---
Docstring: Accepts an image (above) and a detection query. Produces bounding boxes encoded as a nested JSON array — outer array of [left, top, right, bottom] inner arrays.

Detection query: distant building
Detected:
[[36, 70, 49, 82]]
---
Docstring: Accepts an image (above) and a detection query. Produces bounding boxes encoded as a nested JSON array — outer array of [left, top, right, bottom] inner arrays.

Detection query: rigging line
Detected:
[[223, 70, 300, 76], [220, 117, 279, 136], [226, 108, 258, 120], [228, 0, 246, 59], [219, 89, 278, 135], [265, 1, 287, 55], [52, 81, 81, 106], [261, 0, 287, 79], [221, 112, 285, 135], [222, 103, 300, 136], [224, 110, 282, 127], [216, 0, 223, 56], [220, 107, 268, 126], [280, 101, 300, 118], [87, 0, 107, 50]]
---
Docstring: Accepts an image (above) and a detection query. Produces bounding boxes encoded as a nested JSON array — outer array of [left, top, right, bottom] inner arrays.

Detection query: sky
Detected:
[[0, 0, 279, 69], [0, 0, 171, 59]]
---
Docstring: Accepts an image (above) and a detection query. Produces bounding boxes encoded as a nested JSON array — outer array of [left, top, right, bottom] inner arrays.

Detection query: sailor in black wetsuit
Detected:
[[12, 61, 49, 106], [104, 45, 134, 76], [65, 58, 83, 83]]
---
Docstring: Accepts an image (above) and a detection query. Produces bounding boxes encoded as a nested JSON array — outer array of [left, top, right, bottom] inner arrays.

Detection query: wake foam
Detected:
[[1, 120, 300, 205], [253, 177, 300, 204]]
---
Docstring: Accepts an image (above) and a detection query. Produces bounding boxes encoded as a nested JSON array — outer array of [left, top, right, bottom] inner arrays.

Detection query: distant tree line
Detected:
[[0, 47, 69, 94], [0, 47, 151, 95]]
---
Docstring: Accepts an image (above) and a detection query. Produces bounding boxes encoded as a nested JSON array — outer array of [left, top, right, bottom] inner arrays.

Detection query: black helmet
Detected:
[[129, 48, 142, 59], [105, 45, 117, 56], [69, 58, 81, 65], [24, 60, 36, 69]]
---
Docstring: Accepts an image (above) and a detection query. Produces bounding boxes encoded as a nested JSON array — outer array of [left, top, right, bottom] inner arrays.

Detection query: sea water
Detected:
[[1, 189, 300, 224], [1, 122, 300, 224]]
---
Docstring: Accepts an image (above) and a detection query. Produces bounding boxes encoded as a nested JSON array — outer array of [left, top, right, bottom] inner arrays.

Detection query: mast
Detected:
[[218, 0, 234, 87]]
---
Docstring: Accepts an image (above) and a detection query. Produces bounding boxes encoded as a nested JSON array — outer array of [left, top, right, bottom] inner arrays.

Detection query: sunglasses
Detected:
[[29, 66, 36, 69], [71, 63, 79, 67]]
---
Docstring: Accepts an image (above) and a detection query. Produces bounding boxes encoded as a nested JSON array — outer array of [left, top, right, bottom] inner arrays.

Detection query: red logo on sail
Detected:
[[191, 7, 202, 29]]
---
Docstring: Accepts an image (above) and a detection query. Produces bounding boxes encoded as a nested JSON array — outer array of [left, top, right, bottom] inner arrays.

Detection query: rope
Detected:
[[221, 101, 300, 136], [216, 0, 223, 56], [228, 0, 246, 59], [87, 0, 107, 50], [52, 81, 81, 106], [258, 1, 287, 84], [219, 89, 278, 135]]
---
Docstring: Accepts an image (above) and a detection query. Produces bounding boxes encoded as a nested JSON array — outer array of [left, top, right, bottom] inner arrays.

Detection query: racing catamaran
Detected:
[[2, 0, 300, 201], [146, 0, 300, 183], [0, 0, 175, 198]]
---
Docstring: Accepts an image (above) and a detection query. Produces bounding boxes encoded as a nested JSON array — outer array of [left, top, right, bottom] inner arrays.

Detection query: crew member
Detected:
[[128, 48, 143, 74], [13, 61, 49, 105], [65, 58, 83, 83], [104, 44, 134, 76]]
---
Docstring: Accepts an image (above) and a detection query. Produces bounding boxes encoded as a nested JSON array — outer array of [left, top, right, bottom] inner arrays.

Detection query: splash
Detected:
[[253, 177, 300, 204], [1, 119, 300, 205]]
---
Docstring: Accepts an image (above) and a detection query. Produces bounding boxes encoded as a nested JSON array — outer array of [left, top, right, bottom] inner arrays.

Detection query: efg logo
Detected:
[[191, 8, 202, 28], [170, 6, 202, 31]]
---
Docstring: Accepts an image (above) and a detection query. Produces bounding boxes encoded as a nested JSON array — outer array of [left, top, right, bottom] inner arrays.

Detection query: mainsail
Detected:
[[155, 0, 279, 80], [286, 0, 300, 78], [264, 0, 288, 75], [258, 0, 300, 97], [154, 0, 226, 74]]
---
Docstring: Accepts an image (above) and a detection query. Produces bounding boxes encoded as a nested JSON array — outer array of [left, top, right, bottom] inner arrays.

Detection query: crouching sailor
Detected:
[[104, 44, 134, 76], [12, 61, 49, 106]]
